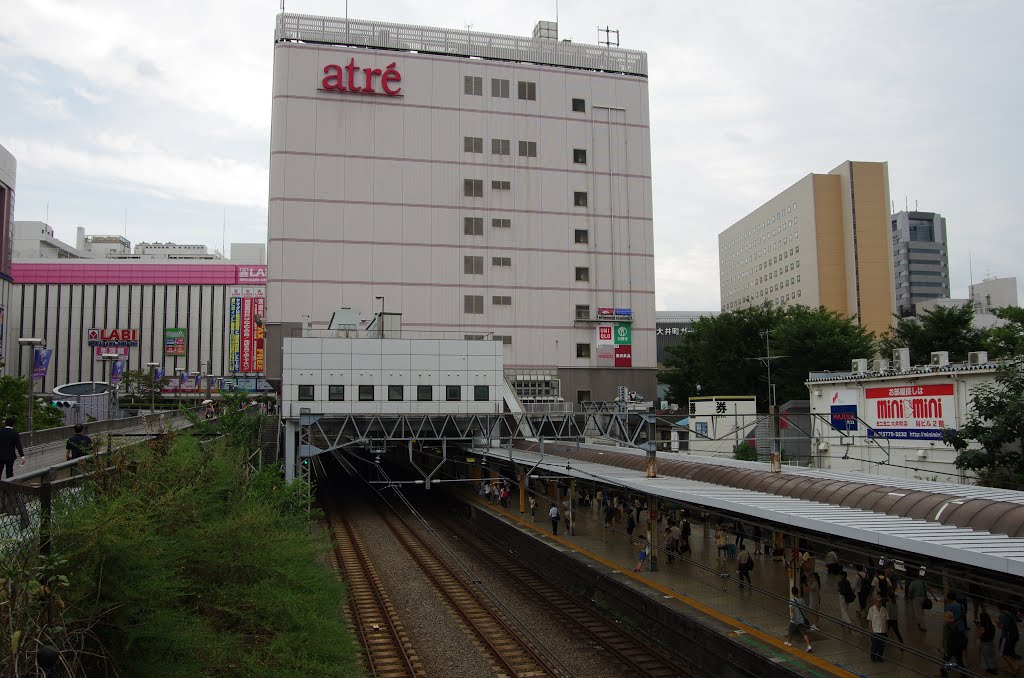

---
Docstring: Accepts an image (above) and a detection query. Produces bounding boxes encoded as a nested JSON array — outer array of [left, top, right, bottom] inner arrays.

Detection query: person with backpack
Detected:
[[907, 575, 934, 631], [854, 564, 870, 616], [785, 586, 813, 652], [941, 611, 967, 677], [945, 592, 968, 636], [837, 571, 856, 624]]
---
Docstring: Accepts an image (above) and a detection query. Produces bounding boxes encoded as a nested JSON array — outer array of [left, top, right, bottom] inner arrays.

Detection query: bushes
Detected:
[[6, 432, 360, 676], [733, 442, 757, 461]]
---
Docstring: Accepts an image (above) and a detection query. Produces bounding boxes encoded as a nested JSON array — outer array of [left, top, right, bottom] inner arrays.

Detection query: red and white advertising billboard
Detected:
[[865, 383, 955, 440], [228, 287, 265, 373], [614, 345, 632, 368]]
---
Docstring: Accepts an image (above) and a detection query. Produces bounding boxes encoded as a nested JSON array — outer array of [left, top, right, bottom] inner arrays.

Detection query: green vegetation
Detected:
[[0, 372, 66, 430], [660, 304, 875, 410], [2, 418, 359, 676], [733, 442, 757, 461], [879, 303, 985, 364], [943, 360, 1024, 488]]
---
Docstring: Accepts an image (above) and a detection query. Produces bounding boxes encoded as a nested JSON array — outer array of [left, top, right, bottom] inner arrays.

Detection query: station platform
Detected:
[[469, 489, 980, 678]]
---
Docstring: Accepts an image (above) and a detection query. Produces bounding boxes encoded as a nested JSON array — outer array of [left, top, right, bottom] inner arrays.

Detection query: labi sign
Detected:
[[320, 59, 402, 96]]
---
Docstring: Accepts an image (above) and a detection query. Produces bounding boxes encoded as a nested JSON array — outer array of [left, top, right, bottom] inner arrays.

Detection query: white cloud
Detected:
[[7, 136, 267, 209], [13, 83, 71, 120]]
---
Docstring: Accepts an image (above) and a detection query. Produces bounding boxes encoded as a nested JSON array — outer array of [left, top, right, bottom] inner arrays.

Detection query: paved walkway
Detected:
[[473, 491, 993, 678]]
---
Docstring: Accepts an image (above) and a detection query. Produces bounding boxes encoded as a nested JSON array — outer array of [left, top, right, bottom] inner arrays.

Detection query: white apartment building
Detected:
[[266, 14, 656, 405]]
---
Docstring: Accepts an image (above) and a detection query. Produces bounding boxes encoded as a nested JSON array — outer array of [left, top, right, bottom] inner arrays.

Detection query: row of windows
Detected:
[[464, 334, 513, 345], [463, 76, 586, 113], [462, 217, 589, 244], [299, 384, 490, 402], [463, 255, 514, 272], [462, 137, 584, 163], [463, 179, 588, 206]]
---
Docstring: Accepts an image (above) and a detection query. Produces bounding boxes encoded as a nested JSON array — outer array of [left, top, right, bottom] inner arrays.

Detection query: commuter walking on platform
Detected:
[[549, 504, 560, 536], [632, 540, 648, 573], [867, 597, 890, 662], [785, 586, 813, 652], [736, 545, 753, 588], [854, 564, 870, 616], [65, 423, 92, 461], [906, 575, 933, 631], [603, 503, 614, 528], [681, 517, 692, 554], [670, 522, 682, 561], [837, 571, 856, 625], [483, 482, 491, 502], [715, 524, 728, 569], [0, 417, 26, 479], [885, 589, 904, 644], [529, 495, 537, 522], [807, 572, 821, 630], [941, 611, 967, 677], [997, 603, 1020, 674], [626, 511, 636, 540], [752, 525, 762, 556], [979, 611, 998, 675], [825, 550, 842, 575]]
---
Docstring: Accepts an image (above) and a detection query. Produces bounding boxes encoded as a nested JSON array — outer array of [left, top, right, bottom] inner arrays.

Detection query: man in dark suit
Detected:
[[0, 416, 27, 479]]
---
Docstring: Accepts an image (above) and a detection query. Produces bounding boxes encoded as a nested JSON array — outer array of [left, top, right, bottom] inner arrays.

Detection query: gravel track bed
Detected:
[[348, 504, 491, 678], [403, 504, 626, 678]]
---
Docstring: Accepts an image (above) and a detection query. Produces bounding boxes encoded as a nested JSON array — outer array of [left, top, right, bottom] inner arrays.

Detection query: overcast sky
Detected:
[[3, 1, 1022, 311]]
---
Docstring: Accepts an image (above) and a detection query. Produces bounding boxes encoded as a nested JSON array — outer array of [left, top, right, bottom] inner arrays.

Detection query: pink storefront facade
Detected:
[[6, 262, 266, 392]]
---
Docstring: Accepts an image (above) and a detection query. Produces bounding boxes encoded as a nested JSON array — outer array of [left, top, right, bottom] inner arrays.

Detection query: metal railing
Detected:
[[22, 406, 204, 449], [275, 14, 648, 77]]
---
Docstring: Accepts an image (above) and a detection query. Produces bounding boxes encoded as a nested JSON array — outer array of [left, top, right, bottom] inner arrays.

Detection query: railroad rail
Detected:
[[377, 506, 561, 678], [435, 510, 695, 678], [325, 504, 423, 678]]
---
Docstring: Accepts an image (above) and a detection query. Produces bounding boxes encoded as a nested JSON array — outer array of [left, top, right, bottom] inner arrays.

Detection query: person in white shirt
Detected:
[[548, 504, 560, 535], [785, 586, 813, 652], [866, 597, 890, 662]]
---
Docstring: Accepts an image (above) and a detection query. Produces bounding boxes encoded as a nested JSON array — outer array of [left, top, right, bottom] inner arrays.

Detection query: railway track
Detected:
[[326, 504, 424, 678], [436, 510, 696, 678], [376, 506, 562, 678]]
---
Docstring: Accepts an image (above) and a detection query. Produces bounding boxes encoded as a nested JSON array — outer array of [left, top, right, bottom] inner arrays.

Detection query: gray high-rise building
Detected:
[[891, 211, 950, 317]]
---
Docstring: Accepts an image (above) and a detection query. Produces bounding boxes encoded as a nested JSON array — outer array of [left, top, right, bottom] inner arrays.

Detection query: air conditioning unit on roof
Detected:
[[968, 351, 988, 366], [931, 351, 949, 368], [851, 358, 868, 373], [874, 358, 890, 372], [892, 347, 910, 371]]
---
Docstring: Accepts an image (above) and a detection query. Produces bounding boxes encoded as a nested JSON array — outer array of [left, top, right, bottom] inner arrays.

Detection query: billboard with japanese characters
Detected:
[[228, 287, 265, 374], [865, 383, 955, 440]]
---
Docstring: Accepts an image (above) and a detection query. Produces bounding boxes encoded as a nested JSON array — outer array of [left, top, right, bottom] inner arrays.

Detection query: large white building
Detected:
[[266, 14, 656, 406], [0, 144, 15, 362]]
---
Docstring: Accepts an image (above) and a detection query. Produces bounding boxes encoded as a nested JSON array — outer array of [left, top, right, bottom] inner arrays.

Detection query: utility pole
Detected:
[[749, 331, 786, 472]]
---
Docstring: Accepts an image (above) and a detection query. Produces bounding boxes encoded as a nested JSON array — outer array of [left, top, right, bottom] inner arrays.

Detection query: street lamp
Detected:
[[375, 296, 385, 338], [17, 338, 45, 434], [147, 362, 160, 414]]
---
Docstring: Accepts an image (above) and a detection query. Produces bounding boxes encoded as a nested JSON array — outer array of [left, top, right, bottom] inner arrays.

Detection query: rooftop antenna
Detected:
[[222, 208, 227, 259], [598, 26, 620, 47], [904, 196, 908, 211], [123, 208, 127, 236]]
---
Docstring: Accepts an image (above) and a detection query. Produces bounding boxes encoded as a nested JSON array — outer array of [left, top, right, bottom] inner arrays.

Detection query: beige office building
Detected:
[[266, 14, 657, 403], [718, 161, 894, 336]]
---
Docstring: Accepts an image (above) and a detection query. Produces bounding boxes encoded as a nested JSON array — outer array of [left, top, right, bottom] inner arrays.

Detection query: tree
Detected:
[[984, 306, 1024, 359], [119, 369, 170, 402], [943, 361, 1024, 487], [0, 375, 66, 430], [879, 303, 985, 365], [660, 304, 874, 411]]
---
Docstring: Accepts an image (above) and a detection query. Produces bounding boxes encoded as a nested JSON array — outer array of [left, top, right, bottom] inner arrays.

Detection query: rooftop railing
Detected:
[[275, 13, 647, 77]]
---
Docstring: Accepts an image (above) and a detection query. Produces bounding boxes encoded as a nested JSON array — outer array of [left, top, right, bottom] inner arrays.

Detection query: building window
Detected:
[[464, 256, 483, 274], [464, 136, 483, 153], [464, 179, 483, 197], [574, 229, 589, 244], [474, 385, 489, 401], [575, 304, 590, 320], [491, 180, 511, 191], [491, 78, 509, 98], [358, 385, 374, 401], [576, 343, 591, 358], [492, 256, 511, 267], [571, 98, 586, 112], [298, 385, 315, 401], [464, 76, 482, 95], [518, 141, 537, 157], [491, 218, 511, 229], [492, 295, 512, 306], [577, 389, 592, 404], [328, 385, 345, 401], [388, 385, 404, 401], [464, 295, 484, 314], [573, 149, 587, 164], [491, 138, 510, 156], [573, 191, 588, 207], [517, 81, 536, 100], [575, 267, 590, 282], [494, 335, 512, 345], [417, 385, 433, 401], [446, 385, 462, 401], [464, 217, 483, 235]]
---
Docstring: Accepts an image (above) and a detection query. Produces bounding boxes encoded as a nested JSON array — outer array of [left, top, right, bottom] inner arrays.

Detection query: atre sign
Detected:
[[320, 59, 402, 96], [88, 328, 140, 347]]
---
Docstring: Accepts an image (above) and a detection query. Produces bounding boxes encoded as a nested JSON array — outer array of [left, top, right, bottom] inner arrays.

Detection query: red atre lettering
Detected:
[[321, 61, 402, 96]]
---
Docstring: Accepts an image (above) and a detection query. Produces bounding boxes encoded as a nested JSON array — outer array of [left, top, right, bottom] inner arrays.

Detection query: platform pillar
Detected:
[[284, 419, 297, 483]]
